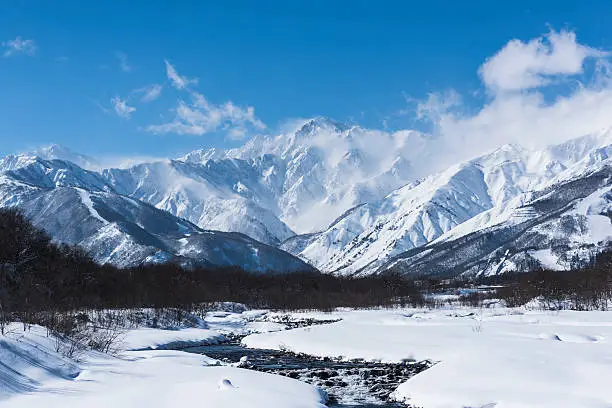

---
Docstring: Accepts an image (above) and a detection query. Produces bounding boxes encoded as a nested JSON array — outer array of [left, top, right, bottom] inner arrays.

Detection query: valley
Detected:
[[3, 8, 612, 407]]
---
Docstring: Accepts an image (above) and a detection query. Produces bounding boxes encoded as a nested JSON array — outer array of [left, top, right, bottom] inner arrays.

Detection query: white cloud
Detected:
[[2, 36, 36, 57], [111, 96, 136, 119], [146, 90, 265, 137], [96, 155, 169, 169], [415, 90, 462, 123], [165, 60, 198, 89], [116, 51, 132, 72], [134, 84, 163, 102], [406, 29, 612, 173], [479, 30, 606, 93]]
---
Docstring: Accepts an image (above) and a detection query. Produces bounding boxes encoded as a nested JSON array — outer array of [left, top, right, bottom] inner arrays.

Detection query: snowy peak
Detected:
[[157, 117, 434, 237], [33, 144, 100, 170], [283, 129, 612, 276], [4, 157, 113, 192], [381, 165, 612, 278], [293, 116, 352, 140], [180, 147, 227, 164], [0, 144, 99, 174], [0, 153, 39, 173], [0, 169, 314, 273], [283, 162, 495, 274], [5, 121, 612, 278], [102, 157, 294, 246]]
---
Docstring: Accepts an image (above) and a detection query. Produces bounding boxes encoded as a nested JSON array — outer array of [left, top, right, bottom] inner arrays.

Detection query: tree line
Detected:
[[492, 255, 612, 310], [3, 205, 612, 337], [0, 208, 425, 332], [426, 253, 612, 310]]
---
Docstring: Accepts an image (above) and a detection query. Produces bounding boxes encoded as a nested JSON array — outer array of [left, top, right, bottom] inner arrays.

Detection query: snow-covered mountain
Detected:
[[3, 120, 612, 278], [380, 163, 612, 278], [180, 117, 432, 235], [0, 157, 314, 274], [32, 144, 101, 170], [88, 117, 430, 246], [283, 129, 612, 277], [102, 158, 294, 246], [0, 144, 100, 172]]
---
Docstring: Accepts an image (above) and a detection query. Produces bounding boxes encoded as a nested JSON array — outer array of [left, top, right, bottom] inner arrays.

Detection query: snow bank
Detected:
[[109, 307, 288, 351], [2, 323, 327, 408], [121, 327, 224, 350], [0, 324, 80, 400], [243, 308, 612, 408], [204, 309, 287, 335], [6, 349, 327, 408]]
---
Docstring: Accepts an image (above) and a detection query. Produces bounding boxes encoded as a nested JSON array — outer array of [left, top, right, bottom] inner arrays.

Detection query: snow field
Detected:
[[3, 306, 612, 408], [243, 307, 612, 408], [1, 310, 327, 408]]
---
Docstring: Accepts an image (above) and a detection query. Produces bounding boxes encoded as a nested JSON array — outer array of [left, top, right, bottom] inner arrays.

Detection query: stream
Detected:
[[183, 342, 431, 407]]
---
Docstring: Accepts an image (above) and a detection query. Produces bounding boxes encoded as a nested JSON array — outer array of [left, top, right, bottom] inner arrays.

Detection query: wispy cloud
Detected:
[[102, 83, 161, 120], [134, 84, 163, 102], [414, 90, 462, 127], [145, 60, 262, 137], [96, 155, 169, 170], [2, 36, 36, 57], [146, 90, 265, 137], [165, 60, 198, 89], [111, 96, 136, 119], [115, 51, 132, 72], [403, 29, 612, 173]]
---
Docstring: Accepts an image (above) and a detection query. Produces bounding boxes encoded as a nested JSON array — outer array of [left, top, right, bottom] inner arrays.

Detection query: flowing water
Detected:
[[183, 342, 430, 407]]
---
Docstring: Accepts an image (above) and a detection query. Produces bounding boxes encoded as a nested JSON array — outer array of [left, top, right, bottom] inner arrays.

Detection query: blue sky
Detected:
[[1, 1, 612, 161]]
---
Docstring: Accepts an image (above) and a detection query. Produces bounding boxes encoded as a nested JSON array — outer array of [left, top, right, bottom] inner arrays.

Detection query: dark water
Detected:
[[184, 343, 428, 407], [331, 405, 406, 408]]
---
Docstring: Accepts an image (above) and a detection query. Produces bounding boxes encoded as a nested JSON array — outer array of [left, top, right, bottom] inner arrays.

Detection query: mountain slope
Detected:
[[181, 117, 432, 234], [379, 164, 612, 278], [102, 158, 293, 246], [281, 163, 494, 275], [0, 158, 314, 274], [90, 118, 432, 246], [283, 130, 612, 276]]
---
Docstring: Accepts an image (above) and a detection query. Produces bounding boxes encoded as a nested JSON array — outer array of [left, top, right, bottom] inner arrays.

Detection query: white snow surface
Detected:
[[4, 347, 326, 408], [0, 310, 327, 408], [3, 306, 612, 407], [243, 307, 612, 408], [121, 327, 223, 350], [76, 188, 107, 224]]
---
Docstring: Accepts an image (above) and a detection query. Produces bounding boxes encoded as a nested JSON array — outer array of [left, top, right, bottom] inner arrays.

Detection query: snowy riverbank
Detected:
[[2, 306, 612, 407], [243, 307, 612, 408], [0, 313, 328, 408]]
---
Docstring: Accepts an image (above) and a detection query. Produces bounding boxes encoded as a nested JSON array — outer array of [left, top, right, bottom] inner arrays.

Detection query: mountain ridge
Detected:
[[3, 120, 612, 278], [281, 128, 612, 276], [0, 157, 314, 274]]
